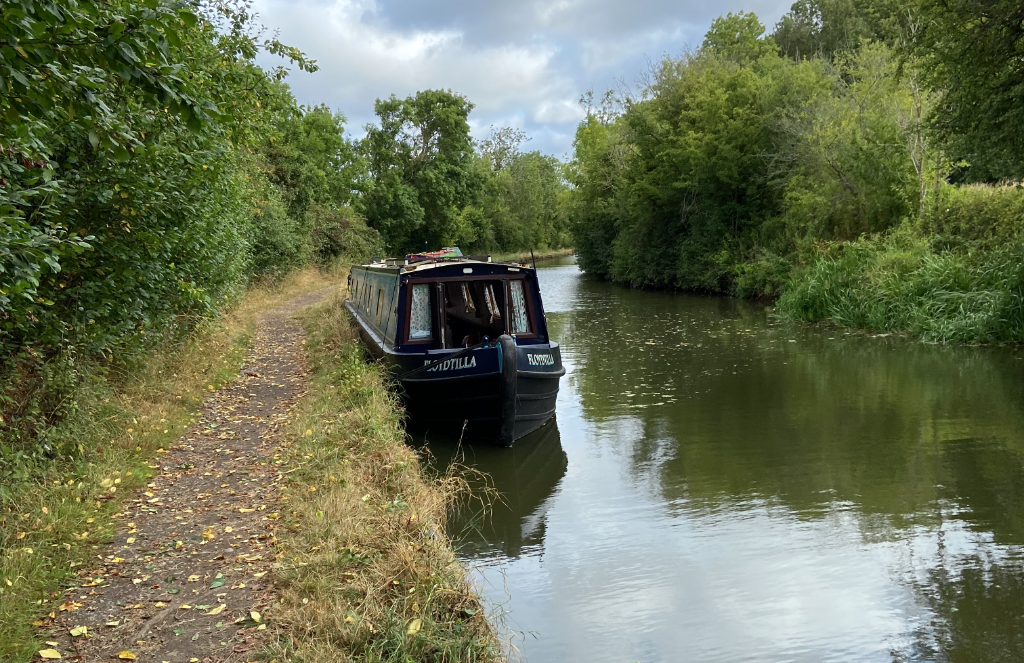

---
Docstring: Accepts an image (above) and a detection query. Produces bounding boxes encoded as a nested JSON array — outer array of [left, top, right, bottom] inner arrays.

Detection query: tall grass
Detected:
[[778, 184, 1024, 344], [779, 228, 1024, 343], [268, 291, 501, 662]]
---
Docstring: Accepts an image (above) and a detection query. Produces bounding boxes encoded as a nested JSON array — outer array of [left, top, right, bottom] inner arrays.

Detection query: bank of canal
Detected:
[[423, 256, 1024, 662]]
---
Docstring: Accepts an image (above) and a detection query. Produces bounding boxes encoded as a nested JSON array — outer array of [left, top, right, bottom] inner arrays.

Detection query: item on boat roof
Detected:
[[406, 246, 464, 262]]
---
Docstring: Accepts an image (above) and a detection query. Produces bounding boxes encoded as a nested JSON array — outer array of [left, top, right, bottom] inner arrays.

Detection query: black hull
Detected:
[[344, 301, 563, 447], [400, 366, 562, 446]]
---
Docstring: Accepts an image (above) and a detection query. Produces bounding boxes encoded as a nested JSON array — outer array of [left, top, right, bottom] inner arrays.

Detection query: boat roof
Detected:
[[354, 256, 532, 275]]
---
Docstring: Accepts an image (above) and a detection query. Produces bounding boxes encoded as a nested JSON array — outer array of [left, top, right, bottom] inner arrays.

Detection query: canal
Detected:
[[422, 256, 1024, 662]]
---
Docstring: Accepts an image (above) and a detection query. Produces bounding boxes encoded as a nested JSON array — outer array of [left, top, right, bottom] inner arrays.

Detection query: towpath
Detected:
[[47, 287, 334, 663]]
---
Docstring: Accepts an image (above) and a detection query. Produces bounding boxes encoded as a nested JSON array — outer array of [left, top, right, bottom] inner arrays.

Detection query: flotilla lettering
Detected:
[[426, 356, 477, 372], [527, 353, 554, 366]]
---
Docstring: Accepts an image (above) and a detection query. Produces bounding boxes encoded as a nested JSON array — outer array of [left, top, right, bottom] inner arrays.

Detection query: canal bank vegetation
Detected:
[[0, 266, 338, 660], [269, 290, 501, 662], [566, 1, 1024, 343], [1, 0, 568, 490], [0, 2, 504, 657]]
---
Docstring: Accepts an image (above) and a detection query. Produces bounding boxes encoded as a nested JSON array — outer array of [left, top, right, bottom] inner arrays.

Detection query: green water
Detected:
[[426, 257, 1024, 662]]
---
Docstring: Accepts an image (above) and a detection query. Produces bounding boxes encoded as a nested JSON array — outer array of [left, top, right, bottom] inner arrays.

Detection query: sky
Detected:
[[251, 0, 794, 158]]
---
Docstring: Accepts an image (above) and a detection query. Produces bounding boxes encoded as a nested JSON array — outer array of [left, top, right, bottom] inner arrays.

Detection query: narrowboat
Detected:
[[345, 248, 564, 447]]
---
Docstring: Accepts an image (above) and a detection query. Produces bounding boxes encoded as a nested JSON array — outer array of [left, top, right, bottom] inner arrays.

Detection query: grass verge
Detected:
[[268, 289, 501, 662], [0, 267, 339, 661], [491, 247, 573, 264]]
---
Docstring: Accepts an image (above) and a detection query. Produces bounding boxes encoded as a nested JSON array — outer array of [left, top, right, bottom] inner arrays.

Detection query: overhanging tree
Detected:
[[361, 89, 477, 253]]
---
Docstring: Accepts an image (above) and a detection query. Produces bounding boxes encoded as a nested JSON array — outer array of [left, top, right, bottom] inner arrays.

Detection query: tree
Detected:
[[361, 90, 477, 252], [703, 12, 778, 63], [478, 126, 528, 172], [771, 0, 909, 61], [912, 0, 1024, 180]]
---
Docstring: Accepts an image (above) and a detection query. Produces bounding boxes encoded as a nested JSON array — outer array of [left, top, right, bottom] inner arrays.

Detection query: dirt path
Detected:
[[49, 287, 335, 663]]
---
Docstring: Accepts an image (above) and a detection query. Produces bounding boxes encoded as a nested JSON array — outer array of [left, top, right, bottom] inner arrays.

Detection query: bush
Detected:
[[309, 205, 385, 263], [778, 225, 1024, 343], [733, 250, 793, 298], [923, 183, 1024, 249]]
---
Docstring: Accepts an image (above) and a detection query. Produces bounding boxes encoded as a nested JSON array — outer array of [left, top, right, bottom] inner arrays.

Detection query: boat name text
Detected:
[[527, 353, 555, 366], [426, 356, 477, 372]]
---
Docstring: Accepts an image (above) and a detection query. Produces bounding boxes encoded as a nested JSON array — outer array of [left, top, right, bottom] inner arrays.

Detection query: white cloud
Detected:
[[534, 98, 586, 124], [251, 0, 793, 155]]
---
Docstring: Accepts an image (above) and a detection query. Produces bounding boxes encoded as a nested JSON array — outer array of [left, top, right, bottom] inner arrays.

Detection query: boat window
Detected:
[[409, 283, 433, 340], [509, 280, 530, 334], [375, 287, 384, 325]]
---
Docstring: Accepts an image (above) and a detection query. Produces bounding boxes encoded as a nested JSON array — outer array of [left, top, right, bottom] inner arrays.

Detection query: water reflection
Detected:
[[422, 420, 567, 558], [425, 258, 1024, 663]]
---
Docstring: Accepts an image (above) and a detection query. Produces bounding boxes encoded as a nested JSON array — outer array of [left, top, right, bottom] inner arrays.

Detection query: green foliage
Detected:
[[461, 130, 570, 253], [568, 14, 827, 291], [261, 98, 364, 223], [923, 184, 1024, 249], [0, 0, 377, 464], [778, 224, 1024, 343], [361, 90, 477, 252], [911, 0, 1024, 180], [771, 0, 907, 60], [309, 204, 384, 264], [772, 43, 923, 242], [568, 14, 945, 306]]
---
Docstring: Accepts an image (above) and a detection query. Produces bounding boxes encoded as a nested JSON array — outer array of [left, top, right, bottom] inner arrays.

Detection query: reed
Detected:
[[778, 227, 1024, 344]]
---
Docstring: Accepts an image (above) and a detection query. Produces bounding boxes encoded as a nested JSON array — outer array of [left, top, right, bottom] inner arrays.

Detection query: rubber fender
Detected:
[[496, 334, 517, 447]]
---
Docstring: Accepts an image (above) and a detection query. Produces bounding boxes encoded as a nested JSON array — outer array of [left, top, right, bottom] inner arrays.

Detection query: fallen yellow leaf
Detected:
[[106, 621, 120, 627], [250, 610, 261, 623], [207, 604, 226, 615], [69, 625, 87, 637], [407, 618, 422, 635], [38, 649, 62, 660], [118, 652, 137, 660]]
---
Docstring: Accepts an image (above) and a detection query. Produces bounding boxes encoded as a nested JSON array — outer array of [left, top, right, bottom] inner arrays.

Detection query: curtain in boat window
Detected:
[[483, 283, 502, 323], [409, 283, 433, 340], [509, 280, 530, 334], [460, 283, 476, 313]]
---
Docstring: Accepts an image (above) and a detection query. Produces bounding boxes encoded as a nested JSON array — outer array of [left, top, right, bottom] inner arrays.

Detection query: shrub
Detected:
[[309, 204, 385, 264], [779, 224, 1024, 343]]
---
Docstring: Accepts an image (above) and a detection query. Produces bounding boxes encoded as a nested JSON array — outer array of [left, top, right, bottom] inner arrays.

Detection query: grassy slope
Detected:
[[268, 290, 501, 662], [490, 247, 574, 263], [779, 233, 1024, 344], [0, 268, 338, 661]]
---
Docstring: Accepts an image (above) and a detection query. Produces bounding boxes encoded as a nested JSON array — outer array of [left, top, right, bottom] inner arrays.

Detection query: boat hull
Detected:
[[345, 301, 564, 447], [398, 341, 563, 446]]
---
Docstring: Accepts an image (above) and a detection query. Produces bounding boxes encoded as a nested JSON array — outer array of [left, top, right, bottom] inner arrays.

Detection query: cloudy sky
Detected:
[[251, 0, 794, 157]]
